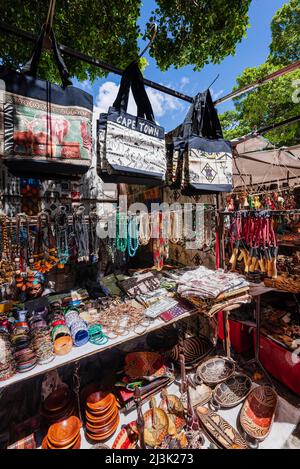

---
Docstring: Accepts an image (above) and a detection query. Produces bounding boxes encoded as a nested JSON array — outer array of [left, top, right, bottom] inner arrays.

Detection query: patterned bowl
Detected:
[[211, 373, 252, 409], [240, 385, 278, 442], [196, 356, 235, 386], [170, 335, 214, 369]]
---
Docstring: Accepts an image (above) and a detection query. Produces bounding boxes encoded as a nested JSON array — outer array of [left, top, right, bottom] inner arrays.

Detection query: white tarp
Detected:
[[232, 135, 300, 190]]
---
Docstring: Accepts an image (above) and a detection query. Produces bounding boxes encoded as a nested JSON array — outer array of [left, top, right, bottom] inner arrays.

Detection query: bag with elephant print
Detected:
[[0, 25, 93, 179], [97, 62, 166, 185], [169, 89, 232, 194]]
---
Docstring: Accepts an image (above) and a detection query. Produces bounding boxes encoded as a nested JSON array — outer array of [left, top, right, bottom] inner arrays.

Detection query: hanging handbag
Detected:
[[0, 25, 93, 179], [168, 89, 232, 194], [97, 62, 166, 185]]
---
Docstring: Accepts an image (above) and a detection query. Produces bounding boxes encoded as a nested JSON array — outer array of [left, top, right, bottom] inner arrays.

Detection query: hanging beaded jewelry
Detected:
[[55, 207, 69, 269], [139, 212, 151, 245], [116, 211, 128, 253], [127, 215, 139, 257]]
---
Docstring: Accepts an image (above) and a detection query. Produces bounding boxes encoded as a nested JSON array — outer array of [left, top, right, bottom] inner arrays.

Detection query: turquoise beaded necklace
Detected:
[[127, 215, 139, 257], [116, 211, 128, 253]]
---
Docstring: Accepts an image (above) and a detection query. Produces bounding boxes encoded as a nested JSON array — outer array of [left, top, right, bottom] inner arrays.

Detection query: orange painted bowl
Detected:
[[240, 385, 278, 442], [112, 421, 139, 449], [47, 416, 81, 446], [86, 392, 116, 411]]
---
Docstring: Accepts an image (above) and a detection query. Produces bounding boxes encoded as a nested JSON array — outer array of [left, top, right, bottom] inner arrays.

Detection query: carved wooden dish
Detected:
[[143, 399, 169, 448], [211, 373, 252, 409], [196, 356, 235, 386], [196, 406, 249, 449], [240, 385, 278, 442]]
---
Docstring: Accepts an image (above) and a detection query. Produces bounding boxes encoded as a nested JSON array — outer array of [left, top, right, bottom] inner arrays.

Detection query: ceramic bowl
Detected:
[[196, 356, 235, 386], [240, 385, 278, 442], [47, 416, 81, 446]]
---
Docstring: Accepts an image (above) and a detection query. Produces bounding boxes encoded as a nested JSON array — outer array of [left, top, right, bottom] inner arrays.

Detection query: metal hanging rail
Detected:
[[1, 22, 300, 107], [0, 22, 193, 103]]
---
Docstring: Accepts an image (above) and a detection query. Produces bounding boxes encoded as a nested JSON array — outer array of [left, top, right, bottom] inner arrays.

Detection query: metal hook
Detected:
[[138, 23, 158, 59]]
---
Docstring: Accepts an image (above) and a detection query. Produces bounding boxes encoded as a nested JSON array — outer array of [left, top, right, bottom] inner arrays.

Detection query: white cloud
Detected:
[[211, 88, 224, 101], [180, 76, 190, 90], [93, 80, 184, 128]]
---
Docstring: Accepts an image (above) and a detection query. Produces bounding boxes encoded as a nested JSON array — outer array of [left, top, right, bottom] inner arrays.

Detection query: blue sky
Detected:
[[75, 0, 289, 132]]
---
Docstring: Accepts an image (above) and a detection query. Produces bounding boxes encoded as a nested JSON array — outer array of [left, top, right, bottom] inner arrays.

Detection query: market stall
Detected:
[[0, 4, 300, 452]]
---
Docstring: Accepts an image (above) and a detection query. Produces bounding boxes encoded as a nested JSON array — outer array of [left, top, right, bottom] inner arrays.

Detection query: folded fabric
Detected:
[[177, 267, 249, 300]]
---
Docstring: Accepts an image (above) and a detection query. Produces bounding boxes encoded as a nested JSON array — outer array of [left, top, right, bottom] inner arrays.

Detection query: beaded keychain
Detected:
[[127, 215, 139, 257]]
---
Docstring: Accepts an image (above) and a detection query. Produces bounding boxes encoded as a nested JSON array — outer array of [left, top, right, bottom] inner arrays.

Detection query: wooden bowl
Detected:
[[86, 404, 117, 423], [86, 412, 119, 433], [86, 392, 115, 411], [43, 387, 71, 413], [86, 416, 120, 441], [240, 385, 278, 442], [42, 434, 81, 450], [143, 407, 169, 448], [47, 416, 81, 446]]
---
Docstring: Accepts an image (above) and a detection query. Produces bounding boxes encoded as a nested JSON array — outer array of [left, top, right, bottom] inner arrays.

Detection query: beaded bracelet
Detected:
[[88, 325, 109, 346]]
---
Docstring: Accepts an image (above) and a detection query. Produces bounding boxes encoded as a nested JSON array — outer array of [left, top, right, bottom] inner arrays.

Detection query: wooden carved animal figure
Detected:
[[13, 118, 38, 154], [80, 121, 92, 152]]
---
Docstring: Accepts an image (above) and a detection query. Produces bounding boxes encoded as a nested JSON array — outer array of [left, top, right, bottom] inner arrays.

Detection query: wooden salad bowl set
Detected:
[[84, 389, 120, 442]]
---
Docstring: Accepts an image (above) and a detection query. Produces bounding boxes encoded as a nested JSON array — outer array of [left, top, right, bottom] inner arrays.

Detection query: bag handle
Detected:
[[113, 62, 155, 123], [22, 24, 72, 88], [178, 89, 223, 140]]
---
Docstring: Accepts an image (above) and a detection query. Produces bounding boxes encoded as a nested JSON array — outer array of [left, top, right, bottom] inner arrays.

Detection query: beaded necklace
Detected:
[[139, 212, 151, 245], [127, 215, 139, 257], [116, 211, 128, 253]]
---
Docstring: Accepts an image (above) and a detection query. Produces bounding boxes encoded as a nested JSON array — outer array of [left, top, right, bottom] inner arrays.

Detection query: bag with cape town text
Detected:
[[97, 62, 166, 185]]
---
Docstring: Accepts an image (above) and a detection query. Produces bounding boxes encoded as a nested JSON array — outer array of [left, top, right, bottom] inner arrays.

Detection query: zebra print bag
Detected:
[[97, 62, 166, 185], [0, 26, 93, 180]]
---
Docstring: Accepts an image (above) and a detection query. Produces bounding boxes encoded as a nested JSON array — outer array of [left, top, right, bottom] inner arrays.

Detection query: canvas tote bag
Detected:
[[0, 25, 93, 179], [97, 62, 166, 185], [169, 89, 232, 194]]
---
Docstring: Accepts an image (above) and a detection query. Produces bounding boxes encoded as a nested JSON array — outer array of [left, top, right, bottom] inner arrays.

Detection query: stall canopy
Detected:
[[232, 135, 300, 191]]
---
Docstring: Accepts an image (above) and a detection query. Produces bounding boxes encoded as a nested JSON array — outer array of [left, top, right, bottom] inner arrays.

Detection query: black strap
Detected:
[[177, 89, 224, 140], [22, 25, 72, 88], [113, 62, 155, 123]]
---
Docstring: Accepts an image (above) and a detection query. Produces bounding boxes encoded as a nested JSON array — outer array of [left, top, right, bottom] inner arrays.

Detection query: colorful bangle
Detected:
[[54, 336, 73, 356]]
